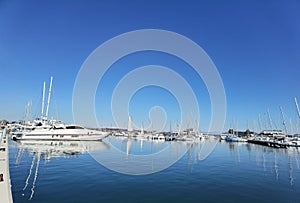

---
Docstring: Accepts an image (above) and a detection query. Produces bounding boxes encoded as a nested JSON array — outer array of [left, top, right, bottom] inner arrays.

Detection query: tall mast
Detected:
[[41, 81, 46, 118], [235, 120, 238, 136], [295, 97, 300, 120], [267, 108, 273, 130], [26, 101, 32, 123], [45, 76, 53, 119], [280, 106, 288, 135], [127, 116, 133, 132], [141, 122, 144, 134], [177, 120, 180, 135], [290, 118, 294, 135], [258, 113, 262, 132]]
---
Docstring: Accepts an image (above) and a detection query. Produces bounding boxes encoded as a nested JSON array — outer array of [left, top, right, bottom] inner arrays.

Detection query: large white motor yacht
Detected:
[[12, 125, 109, 141]]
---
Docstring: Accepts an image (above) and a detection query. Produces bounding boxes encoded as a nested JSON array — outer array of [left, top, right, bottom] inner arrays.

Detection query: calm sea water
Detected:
[[9, 137, 300, 203]]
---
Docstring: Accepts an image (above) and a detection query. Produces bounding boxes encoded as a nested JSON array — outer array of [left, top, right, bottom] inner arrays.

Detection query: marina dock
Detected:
[[0, 128, 13, 203]]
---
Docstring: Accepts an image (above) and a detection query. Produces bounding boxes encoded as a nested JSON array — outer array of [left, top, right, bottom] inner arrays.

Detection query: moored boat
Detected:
[[12, 125, 109, 141], [225, 135, 247, 142]]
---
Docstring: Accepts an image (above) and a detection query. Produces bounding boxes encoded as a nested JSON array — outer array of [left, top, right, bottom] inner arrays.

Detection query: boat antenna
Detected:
[[45, 76, 53, 120]]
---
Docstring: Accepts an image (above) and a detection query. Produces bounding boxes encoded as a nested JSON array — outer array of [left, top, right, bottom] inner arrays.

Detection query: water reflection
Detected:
[[90, 137, 190, 175], [218, 140, 300, 187], [12, 140, 109, 200], [11, 137, 300, 201], [14, 140, 109, 163]]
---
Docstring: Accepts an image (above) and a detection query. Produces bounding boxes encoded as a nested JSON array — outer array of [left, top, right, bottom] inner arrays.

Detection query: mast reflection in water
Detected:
[[9, 138, 300, 203]]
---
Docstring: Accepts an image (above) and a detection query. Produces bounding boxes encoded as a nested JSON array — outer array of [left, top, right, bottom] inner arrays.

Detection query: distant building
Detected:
[[227, 128, 254, 137]]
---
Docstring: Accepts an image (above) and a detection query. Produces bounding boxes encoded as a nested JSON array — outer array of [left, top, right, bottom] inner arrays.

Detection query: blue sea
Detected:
[[9, 137, 300, 203]]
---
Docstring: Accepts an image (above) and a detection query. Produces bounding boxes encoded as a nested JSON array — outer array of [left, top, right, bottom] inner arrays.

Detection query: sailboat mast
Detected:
[[177, 120, 181, 135], [45, 76, 53, 119], [280, 106, 288, 135], [258, 113, 262, 132], [25, 101, 32, 123], [295, 97, 300, 120], [267, 108, 273, 130], [127, 116, 133, 132], [235, 120, 238, 136], [41, 81, 46, 118], [141, 121, 144, 134], [289, 118, 294, 135]]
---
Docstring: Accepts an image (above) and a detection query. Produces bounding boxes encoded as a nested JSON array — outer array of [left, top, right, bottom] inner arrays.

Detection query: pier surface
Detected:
[[0, 128, 13, 203]]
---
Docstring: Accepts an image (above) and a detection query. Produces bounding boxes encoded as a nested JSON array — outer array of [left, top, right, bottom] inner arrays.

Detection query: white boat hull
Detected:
[[13, 128, 109, 141]]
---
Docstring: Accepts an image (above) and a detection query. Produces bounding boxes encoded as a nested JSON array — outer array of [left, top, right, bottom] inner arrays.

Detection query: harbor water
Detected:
[[9, 137, 300, 203]]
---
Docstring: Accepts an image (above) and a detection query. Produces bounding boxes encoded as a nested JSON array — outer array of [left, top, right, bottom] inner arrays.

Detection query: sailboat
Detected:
[[285, 97, 300, 147], [12, 76, 109, 141], [134, 122, 150, 140]]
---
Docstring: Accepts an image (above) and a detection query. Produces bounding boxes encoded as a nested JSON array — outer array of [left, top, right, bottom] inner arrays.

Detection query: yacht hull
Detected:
[[13, 129, 109, 141]]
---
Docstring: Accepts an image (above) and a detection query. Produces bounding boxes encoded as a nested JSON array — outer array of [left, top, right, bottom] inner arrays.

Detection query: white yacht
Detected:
[[12, 125, 110, 141], [11, 76, 110, 141]]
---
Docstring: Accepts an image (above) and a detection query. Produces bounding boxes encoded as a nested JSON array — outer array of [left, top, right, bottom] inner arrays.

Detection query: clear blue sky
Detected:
[[0, 0, 299, 133]]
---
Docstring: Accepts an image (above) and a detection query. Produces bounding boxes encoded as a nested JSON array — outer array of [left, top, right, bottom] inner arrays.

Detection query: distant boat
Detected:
[[287, 140, 300, 147], [224, 124, 247, 142], [157, 134, 165, 140], [176, 133, 200, 142], [220, 134, 227, 140], [225, 135, 247, 142], [247, 130, 287, 148], [259, 130, 286, 138]]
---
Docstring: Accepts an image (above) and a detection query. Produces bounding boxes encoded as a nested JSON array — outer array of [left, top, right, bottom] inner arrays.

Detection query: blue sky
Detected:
[[0, 0, 299, 133]]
